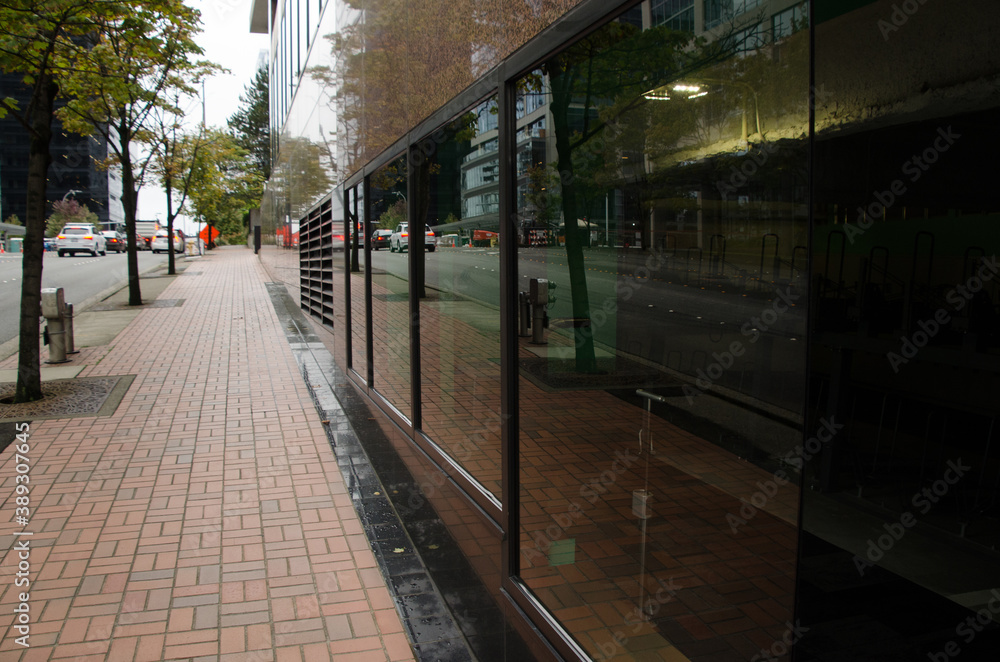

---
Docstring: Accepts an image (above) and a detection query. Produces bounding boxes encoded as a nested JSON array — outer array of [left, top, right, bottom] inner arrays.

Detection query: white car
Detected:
[[57, 224, 106, 257], [151, 230, 184, 254], [389, 223, 437, 253]]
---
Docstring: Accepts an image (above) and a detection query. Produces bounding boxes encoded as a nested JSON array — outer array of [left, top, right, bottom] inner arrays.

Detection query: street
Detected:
[[0, 250, 169, 346], [367, 245, 808, 411]]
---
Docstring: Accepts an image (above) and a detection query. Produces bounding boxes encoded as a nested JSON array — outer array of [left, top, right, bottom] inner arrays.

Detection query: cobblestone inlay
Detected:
[[0, 374, 135, 422]]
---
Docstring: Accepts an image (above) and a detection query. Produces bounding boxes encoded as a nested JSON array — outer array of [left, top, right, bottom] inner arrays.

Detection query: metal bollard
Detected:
[[529, 278, 548, 345], [65, 303, 78, 354], [41, 288, 70, 364]]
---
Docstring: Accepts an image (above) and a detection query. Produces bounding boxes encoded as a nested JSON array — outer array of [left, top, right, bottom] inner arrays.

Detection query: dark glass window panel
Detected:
[[418, 97, 502, 499], [516, 2, 808, 659], [348, 184, 368, 381], [800, 0, 1000, 657], [370, 156, 411, 417]]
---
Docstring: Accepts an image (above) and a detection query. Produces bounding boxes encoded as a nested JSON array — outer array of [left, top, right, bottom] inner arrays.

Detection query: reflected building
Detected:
[[254, 0, 1000, 660], [0, 74, 124, 229]]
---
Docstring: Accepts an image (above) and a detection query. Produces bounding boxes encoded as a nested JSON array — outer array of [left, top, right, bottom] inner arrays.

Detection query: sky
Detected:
[[135, 0, 270, 233]]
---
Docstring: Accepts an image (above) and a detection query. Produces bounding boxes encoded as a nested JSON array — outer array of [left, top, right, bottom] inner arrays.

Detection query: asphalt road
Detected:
[[367, 245, 808, 411], [369, 246, 805, 334], [0, 250, 169, 346]]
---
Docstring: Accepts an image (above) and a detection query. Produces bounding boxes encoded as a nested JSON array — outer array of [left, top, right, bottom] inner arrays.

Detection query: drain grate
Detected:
[[0, 375, 136, 422]]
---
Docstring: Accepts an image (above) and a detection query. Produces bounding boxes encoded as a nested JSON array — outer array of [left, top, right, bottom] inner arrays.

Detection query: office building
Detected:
[[0, 74, 124, 229], [253, 0, 1000, 659]]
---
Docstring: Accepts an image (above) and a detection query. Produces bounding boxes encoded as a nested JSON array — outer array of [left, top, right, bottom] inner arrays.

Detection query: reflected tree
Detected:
[[314, 0, 580, 178], [539, 21, 736, 371]]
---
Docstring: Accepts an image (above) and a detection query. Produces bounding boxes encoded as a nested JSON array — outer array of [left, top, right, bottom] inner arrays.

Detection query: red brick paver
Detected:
[[0, 248, 415, 662]]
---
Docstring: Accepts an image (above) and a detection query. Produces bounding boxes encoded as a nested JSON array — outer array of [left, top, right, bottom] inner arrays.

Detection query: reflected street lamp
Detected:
[[643, 79, 761, 146]]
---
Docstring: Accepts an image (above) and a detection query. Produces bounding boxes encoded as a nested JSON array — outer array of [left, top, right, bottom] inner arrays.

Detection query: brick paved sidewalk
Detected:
[[0, 248, 415, 662]]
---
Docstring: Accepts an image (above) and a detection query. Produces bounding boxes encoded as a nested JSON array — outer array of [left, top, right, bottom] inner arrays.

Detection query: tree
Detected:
[[320, 0, 580, 177], [58, 1, 213, 306], [149, 103, 214, 274], [270, 136, 333, 221], [4, 214, 22, 226], [377, 200, 405, 230], [187, 127, 263, 247], [0, 0, 127, 403], [535, 20, 741, 372], [228, 66, 270, 180], [46, 198, 98, 236]]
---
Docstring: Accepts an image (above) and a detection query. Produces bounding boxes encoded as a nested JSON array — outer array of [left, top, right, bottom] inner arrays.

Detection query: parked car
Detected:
[[389, 223, 437, 253], [101, 230, 126, 253], [57, 224, 106, 257], [151, 229, 184, 254], [371, 229, 392, 250]]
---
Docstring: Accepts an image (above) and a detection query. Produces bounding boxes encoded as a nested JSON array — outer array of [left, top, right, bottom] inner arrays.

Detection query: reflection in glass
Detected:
[[516, 3, 807, 659], [331, 190, 348, 368], [418, 98, 502, 498], [799, 0, 1000, 656], [324, 0, 583, 177], [370, 156, 411, 417], [348, 184, 368, 380]]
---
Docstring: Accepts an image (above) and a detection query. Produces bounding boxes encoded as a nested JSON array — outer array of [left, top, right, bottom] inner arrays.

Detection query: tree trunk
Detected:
[[14, 76, 57, 403], [548, 62, 598, 373], [165, 174, 176, 275], [118, 120, 143, 306], [349, 201, 360, 273]]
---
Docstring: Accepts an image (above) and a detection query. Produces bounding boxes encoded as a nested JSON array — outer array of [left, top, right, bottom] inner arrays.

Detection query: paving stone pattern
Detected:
[[0, 248, 415, 662]]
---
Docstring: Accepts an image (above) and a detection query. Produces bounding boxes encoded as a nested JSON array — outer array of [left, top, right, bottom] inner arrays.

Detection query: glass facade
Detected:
[[798, 1, 1000, 659], [347, 183, 367, 381], [514, 7, 807, 658], [263, 0, 1000, 659], [418, 98, 503, 498], [369, 156, 411, 417]]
